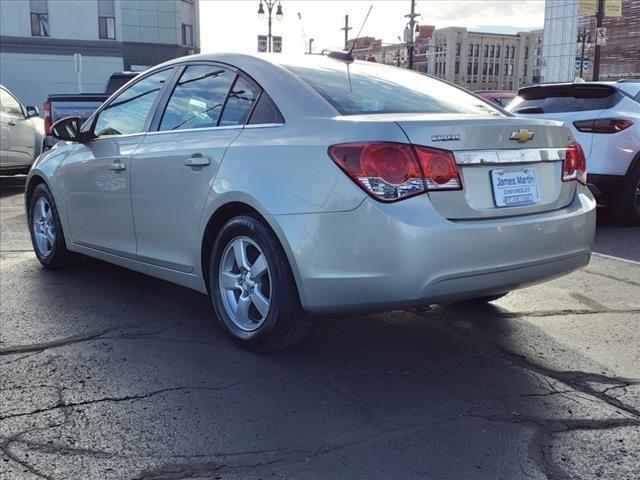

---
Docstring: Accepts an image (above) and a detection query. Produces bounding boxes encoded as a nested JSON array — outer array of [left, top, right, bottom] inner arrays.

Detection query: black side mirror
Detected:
[[25, 106, 39, 118], [51, 116, 83, 142]]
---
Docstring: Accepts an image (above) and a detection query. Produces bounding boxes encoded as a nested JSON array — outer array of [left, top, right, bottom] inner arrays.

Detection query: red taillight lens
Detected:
[[563, 142, 587, 185], [328, 142, 461, 202], [414, 146, 462, 190], [43, 101, 51, 135], [573, 118, 633, 133]]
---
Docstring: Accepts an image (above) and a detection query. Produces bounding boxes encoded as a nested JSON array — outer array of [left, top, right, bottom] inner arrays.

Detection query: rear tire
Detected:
[[209, 215, 311, 351], [614, 164, 640, 225], [28, 183, 75, 269]]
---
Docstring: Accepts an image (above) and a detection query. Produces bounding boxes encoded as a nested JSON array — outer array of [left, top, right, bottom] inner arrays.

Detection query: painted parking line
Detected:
[[592, 251, 640, 266]]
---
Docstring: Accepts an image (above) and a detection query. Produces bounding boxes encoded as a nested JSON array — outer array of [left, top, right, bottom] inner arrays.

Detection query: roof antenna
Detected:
[[328, 5, 373, 62], [347, 5, 373, 56]]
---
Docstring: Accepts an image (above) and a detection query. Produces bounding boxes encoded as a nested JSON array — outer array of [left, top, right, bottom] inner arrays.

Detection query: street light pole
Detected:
[[258, 0, 283, 53], [341, 15, 352, 51], [308, 38, 314, 54], [404, 0, 420, 70]]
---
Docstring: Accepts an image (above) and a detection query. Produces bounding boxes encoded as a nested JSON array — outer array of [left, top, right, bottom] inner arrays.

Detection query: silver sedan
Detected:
[[25, 53, 596, 350]]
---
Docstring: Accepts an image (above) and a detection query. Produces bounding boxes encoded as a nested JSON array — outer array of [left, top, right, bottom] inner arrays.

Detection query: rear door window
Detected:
[[218, 76, 259, 126], [159, 65, 235, 131], [284, 60, 502, 116]]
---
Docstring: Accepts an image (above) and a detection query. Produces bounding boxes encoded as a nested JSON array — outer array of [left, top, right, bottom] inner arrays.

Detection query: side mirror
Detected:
[[25, 106, 39, 118], [51, 116, 82, 142]]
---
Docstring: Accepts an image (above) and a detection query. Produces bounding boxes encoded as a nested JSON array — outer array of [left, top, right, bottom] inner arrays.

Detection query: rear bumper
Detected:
[[274, 185, 596, 314]]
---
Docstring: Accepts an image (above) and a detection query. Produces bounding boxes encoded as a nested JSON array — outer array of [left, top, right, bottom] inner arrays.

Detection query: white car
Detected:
[[0, 85, 44, 175], [508, 81, 640, 224], [26, 53, 596, 350]]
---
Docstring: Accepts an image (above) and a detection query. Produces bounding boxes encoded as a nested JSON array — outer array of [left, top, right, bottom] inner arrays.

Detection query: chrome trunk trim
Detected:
[[454, 148, 566, 165]]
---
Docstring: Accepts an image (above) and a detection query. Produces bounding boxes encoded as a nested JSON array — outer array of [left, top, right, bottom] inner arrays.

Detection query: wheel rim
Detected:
[[218, 236, 272, 332], [32, 197, 56, 257]]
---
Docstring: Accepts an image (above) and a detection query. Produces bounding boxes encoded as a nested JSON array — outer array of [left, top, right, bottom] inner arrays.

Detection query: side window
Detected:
[[248, 93, 284, 124], [94, 68, 172, 137], [219, 76, 259, 126], [0, 89, 24, 117], [159, 65, 235, 131]]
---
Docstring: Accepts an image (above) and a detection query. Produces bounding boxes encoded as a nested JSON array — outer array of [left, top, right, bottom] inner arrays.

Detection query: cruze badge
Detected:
[[431, 134, 461, 142], [510, 129, 535, 143]]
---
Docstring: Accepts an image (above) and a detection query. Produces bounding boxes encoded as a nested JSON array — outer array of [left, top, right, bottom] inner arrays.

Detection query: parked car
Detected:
[[0, 85, 44, 175], [43, 71, 138, 149], [475, 90, 516, 107], [25, 53, 596, 351], [507, 81, 640, 224]]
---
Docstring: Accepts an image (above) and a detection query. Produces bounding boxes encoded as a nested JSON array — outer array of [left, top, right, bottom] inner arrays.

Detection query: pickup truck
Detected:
[[43, 71, 137, 149]]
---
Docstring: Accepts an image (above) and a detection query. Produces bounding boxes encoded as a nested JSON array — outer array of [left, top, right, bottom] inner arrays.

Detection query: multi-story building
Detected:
[[0, 0, 199, 108], [425, 27, 542, 91], [541, 0, 640, 82]]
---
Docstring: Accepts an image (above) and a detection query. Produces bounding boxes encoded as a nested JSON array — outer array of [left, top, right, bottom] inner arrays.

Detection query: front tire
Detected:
[[28, 183, 75, 269], [209, 215, 310, 351]]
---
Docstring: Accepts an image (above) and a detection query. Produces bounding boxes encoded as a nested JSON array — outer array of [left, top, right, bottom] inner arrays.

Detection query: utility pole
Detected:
[[404, 0, 420, 70], [341, 15, 352, 50], [592, 0, 605, 80]]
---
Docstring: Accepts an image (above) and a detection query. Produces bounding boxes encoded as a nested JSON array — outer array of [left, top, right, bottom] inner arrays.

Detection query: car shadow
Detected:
[[0, 175, 26, 198], [3, 254, 635, 479]]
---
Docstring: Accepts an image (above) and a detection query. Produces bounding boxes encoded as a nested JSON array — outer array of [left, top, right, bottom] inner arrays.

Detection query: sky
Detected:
[[199, 0, 545, 55]]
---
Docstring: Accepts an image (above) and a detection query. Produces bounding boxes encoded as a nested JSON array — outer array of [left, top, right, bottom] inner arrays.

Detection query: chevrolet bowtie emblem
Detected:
[[510, 129, 535, 143]]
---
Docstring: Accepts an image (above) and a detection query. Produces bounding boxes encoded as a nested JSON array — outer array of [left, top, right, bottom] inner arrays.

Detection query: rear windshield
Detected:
[[508, 85, 618, 114], [283, 60, 502, 116]]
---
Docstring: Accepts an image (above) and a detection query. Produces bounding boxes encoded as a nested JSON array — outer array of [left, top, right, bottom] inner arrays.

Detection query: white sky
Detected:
[[199, 0, 545, 55]]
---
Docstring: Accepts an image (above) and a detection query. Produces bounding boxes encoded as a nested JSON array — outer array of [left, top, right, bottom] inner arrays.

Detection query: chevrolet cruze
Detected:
[[26, 53, 597, 350]]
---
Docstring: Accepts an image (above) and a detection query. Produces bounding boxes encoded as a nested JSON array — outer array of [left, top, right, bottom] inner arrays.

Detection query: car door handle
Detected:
[[184, 154, 210, 167], [108, 161, 126, 171]]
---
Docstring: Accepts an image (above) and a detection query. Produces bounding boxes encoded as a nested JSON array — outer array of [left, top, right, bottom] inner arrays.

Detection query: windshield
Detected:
[[283, 59, 503, 117]]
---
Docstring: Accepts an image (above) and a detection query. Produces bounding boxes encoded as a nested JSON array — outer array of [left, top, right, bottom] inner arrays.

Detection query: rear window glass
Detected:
[[283, 60, 502, 116], [508, 86, 617, 113]]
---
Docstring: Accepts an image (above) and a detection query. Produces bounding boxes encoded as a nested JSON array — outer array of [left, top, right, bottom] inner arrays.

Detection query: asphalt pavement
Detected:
[[1, 175, 639, 480]]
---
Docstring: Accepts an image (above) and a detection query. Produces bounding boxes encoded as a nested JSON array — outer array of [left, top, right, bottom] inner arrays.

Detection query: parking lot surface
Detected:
[[1, 176, 639, 480]]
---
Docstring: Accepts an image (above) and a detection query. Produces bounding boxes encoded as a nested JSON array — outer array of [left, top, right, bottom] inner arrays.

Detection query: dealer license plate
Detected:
[[490, 167, 540, 207]]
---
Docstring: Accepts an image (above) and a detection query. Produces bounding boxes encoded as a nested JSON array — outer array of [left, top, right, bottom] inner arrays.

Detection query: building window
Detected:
[[488, 63, 493, 75], [98, 0, 115, 39], [455, 61, 460, 75], [30, 0, 49, 36], [473, 62, 478, 75], [490, 45, 495, 57], [482, 63, 487, 75], [524, 46, 529, 59], [524, 64, 528, 76], [474, 44, 479, 56], [467, 62, 472, 75], [484, 45, 489, 56], [456, 43, 461, 56], [181, 0, 195, 46], [495, 63, 500, 75], [496, 45, 501, 58], [511, 46, 515, 59], [505, 46, 510, 59], [507, 64, 514, 76]]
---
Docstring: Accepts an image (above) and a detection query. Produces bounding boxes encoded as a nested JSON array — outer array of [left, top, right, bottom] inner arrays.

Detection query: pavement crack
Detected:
[[0, 327, 124, 355], [0, 378, 259, 421]]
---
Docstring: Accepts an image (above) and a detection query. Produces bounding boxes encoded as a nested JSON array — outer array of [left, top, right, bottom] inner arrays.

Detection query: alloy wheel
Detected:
[[219, 236, 272, 331], [33, 197, 56, 257]]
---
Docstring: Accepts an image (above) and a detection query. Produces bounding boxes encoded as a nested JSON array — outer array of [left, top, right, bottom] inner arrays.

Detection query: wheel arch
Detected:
[[199, 201, 306, 306], [25, 172, 50, 214]]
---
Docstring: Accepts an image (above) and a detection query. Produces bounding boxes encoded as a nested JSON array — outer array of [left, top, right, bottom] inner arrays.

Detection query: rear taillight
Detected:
[[328, 142, 461, 202], [563, 142, 587, 185], [573, 118, 633, 133], [43, 101, 51, 135]]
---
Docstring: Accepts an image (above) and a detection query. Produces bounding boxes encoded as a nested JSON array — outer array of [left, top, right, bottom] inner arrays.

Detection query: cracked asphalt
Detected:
[[1, 175, 639, 480]]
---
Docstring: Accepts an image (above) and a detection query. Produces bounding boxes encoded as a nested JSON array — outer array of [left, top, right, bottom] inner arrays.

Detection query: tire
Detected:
[[28, 183, 75, 269], [614, 164, 640, 225], [209, 215, 311, 351]]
